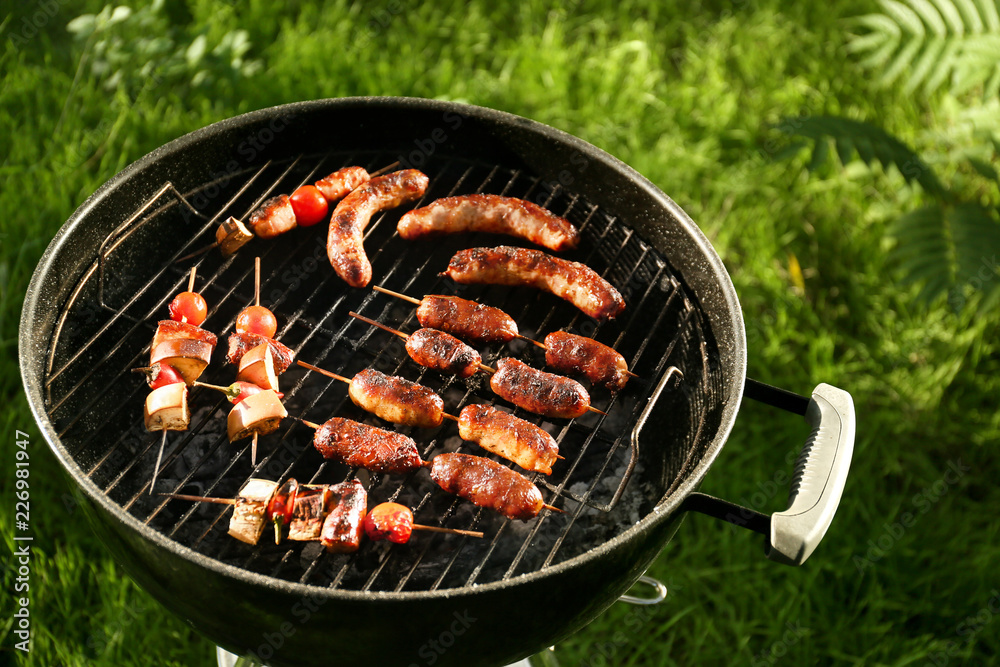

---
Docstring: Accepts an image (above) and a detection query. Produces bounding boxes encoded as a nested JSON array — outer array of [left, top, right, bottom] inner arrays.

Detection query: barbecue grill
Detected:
[[19, 97, 855, 666]]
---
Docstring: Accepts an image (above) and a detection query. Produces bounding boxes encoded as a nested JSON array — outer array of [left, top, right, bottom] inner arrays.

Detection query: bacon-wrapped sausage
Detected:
[[327, 169, 429, 287], [415, 295, 518, 344], [443, 246, 625, 321], [458, 404, 559, 475], [429, 453, 544, 521], [312, 418, 424, 474], [347, 369, 445, 429], [543, 331, 630, 392], [405, 329, 481, 378], [320, 479, 368, 554], [489, 358, 590, 419], [398, 194, 580, 251]]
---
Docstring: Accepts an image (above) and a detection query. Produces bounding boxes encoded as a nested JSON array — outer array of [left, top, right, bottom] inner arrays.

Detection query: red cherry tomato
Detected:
[[364, 502, 414, 544], [146, 363, 185, 389], [168, 291, 208, 326], [289, 185, 329, 227], [236, 305, 278, 338], [225, 381, 284, 404]]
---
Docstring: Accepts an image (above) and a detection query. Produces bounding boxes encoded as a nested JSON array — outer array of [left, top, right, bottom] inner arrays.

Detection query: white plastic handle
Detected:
[[766, 383, 856, 566]]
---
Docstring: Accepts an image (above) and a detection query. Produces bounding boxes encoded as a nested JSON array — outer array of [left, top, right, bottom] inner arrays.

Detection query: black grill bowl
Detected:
[[20, 98, 746, 666]]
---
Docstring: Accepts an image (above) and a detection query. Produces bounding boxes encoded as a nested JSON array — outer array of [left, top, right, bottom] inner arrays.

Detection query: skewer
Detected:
[[254, 257, 262, 307], [150, 430, 167, 495], [372, 285, 638, 379], [159, 492, 236, 505], [296, 360, 464, 423], [252, 431, 259, 466], [175, 242, 217, 263], [348, 311, 495, 374], [187, 266, 197, 293]]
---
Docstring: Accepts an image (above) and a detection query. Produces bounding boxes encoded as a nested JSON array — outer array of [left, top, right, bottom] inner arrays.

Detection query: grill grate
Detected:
[[44, 150, 707, 592]]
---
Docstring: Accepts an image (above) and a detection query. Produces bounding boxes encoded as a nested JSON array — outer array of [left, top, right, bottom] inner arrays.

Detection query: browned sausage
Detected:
[[248, 195, 297, 239], [348, 369, 445, 428], [443, 246, 625, 321], [312, 418, 424, 474], [327, 169, 429, 287], [415, 295, 518, 344], [320, 480, 367, 553], [489, 358, 590, 419], [458, 404, 558, 475], [429, 453, 544, 521], [226, 332, 294, 374], [544, 331, 629, 392], [405, 329, 481, 378], [398, 194, 580, 251], [314, 166, 370, 202]]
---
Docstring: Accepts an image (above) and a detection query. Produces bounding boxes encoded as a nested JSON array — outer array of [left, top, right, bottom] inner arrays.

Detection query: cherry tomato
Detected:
[[364, 502, 414, 544], [236, 305, 278, 338], [224, 381, 284, 405], [289, 185, 329, 227], [168, 291, 208, 326], [136, 362, 185, 389], [266, 478, 299, 545]]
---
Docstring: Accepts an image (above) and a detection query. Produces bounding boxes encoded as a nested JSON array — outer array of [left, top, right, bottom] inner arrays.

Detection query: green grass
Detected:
[[2, 0, 999, 665]]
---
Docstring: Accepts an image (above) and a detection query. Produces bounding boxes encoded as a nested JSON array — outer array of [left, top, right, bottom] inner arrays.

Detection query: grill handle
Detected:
[[681, 380, 855, 566]]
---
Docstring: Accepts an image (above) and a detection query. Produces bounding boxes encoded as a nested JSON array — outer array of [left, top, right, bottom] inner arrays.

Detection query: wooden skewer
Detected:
[[254, 256, 262, 307], [150, 430, 167, 496], [175, 242, 217, 263], [187, 266, 197, 292], [373, 287, 638, 379], [296, 360, 462, 422], [252, 431, 259, 466], [412, 524, 483, 538], [159, 492, 236, 505], [543, 504, 565, 514]]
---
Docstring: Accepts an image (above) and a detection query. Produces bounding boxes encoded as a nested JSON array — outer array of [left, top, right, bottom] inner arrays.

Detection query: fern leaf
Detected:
[[931, 0, 970, 32], [923, 38, 962, 94], [909, 0, 949, 34], [881, 0, 928, 36], [905, 36, 947, 92], [966, 156, 1000, 182], [976, 0, 1000, 31], [853, 13, 904, 37], [882, 35, 925, 84]]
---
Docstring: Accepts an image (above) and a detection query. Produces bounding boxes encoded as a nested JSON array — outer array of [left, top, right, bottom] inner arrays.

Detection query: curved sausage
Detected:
[[443, 246, 625, 321], [398, 194, 580, 251], [543, 331, 630, 392], [489, 358, 590, 419], [405, 329, 482, 378], [312, 418, 424, 474], [314, 166, 370, 202], [348, 369, 445, 428], [458, 404, 559, 475], [415, 295, 518, 344], [429, 453, 544, 521], [327, 169, 429, 287]]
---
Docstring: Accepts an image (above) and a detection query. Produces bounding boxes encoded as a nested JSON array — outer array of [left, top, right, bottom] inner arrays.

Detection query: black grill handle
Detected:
[[681, 378, 855, 566]]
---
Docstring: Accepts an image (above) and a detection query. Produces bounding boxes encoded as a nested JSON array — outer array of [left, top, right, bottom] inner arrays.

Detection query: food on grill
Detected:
[[215, 216, 254, 256], [236, 305, 278, 338], [267, 478, 299, 544], [227, 389, 288, 442], [143, 382, 190, 431], [311, 417, 425, 474], [374, 285, 520, 344], [228, 478, 280, 544], [134, 361, 185, 390], [150, 274, 218, 386], [227, 332, 294, 374], [458, 404, 559, 475], [327, 169, 429, 287], [236, 343, 279, 391], [490, 358, 591, 419], [287, 485, 333, 542], [349, 311, 483, 378], [429, 453, 546, 521], [195, 380, 284, 404], [168, 290, 208, 326], [314, 165, 371, 203], [152, 319, 219, 350], [443, 246, 626, 321], [320, 479, 367, 554], [363, 502, 414, 544], [542, 331, 631, 392], [348, 369, 446, 429], [149, 338, 214, 385], [288, 185, 329, 227], [248, 195, 297, 240], [398, 194, 580, 252]]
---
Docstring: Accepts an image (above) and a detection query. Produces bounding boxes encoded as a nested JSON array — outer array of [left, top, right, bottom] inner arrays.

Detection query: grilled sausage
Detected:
[[415, 295, 519, 344], [312, 418, 424, 474], [398, 194, 580, 251], [458, 404, 558, 475], [544, 331, 630, 392], [248, 195, 297, 239], [429, 453, 544, 521], [348, 369, 445, 428], [405, 329, 482, 378], [314, 166, 370, 202], [227, 332, 294, 374], [443, 246, 625, 321], [327, 169, 429, 287], [320, 480, 367, 553], [489, 358, 590, 419]]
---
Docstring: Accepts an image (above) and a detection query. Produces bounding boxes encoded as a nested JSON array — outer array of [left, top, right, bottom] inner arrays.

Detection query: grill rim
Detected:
[[20, 96, 747, 603]]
